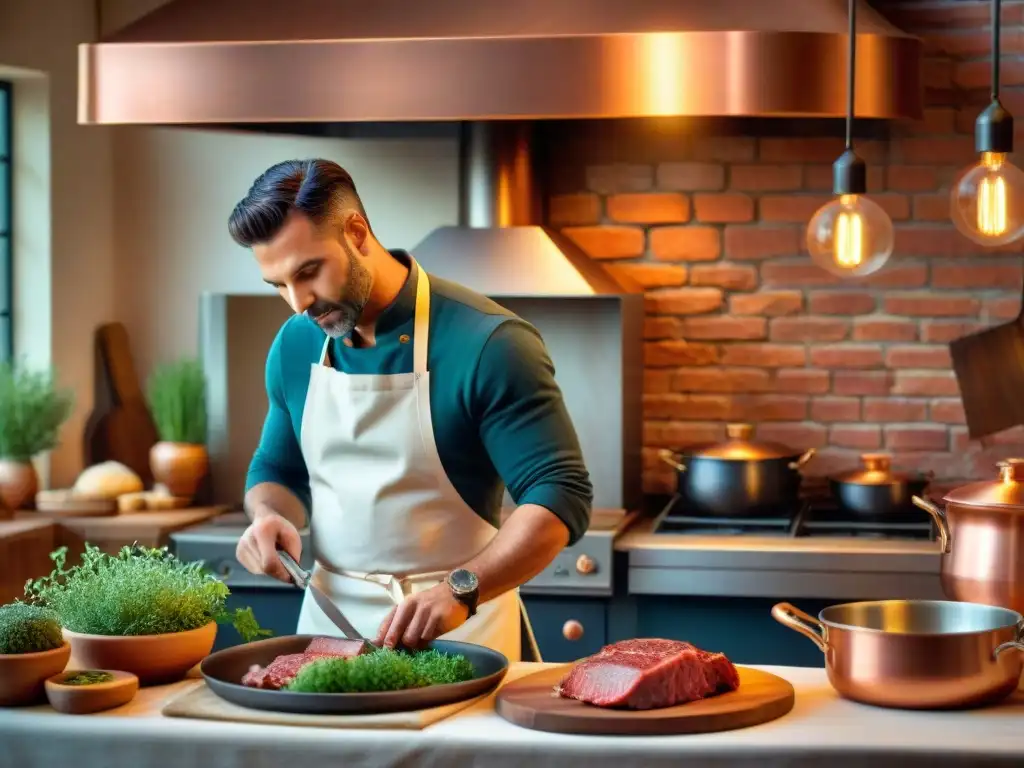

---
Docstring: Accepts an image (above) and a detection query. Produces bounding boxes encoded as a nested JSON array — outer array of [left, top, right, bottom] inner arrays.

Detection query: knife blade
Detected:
[[276, 549, 366, 641]]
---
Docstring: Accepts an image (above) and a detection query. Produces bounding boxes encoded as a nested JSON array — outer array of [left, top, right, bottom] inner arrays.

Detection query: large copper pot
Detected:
[[912, 459, 1024, 614], [772, 600, 1024, 709]]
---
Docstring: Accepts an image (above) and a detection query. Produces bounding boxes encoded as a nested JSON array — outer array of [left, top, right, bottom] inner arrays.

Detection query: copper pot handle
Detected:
[[788, 448, 816, 471], [993, 622, 1024, 658], [658, 449, 687, 473], [771, 602, 827, 653], [911, 496, 952, 554]]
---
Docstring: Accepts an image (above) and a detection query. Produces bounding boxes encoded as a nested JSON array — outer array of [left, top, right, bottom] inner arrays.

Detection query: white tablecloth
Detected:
[[2, 664, 1023, 768]]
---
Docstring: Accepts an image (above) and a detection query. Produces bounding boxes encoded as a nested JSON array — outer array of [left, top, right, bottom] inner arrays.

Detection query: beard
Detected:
[[306, 244, 372, 338]]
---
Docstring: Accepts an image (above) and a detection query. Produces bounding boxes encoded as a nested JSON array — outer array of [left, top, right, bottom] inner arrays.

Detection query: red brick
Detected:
[[912, 194, 950, 222], [892, 372, 960, 396], [811, 397, 861, 422], [644, 341, 719, 367], [872, 194, 912, 222], [885, 426, 949, 452], [643, 394, 741, 421], [549, 194, 601, 226], [931, 399, 966, 424], [720, 344, 806, 367], [586, 164, 653, 194], [883, 294, 981, 317], [922, 57, 954, 89], [689, 264, 758, 291], [761, 260, 841, 287], [759, 138, 886, 164], [984, 297, 1021, 321], [832, 371, 893, 396], [932, 263, 1023, 289], [693, 193, 754, 223], [894, 137, 976, 166], [644, 421, 726, 449], [770, 317, 849, 342], [607, 193, 690, 224], [852, 318, 919, 342], [650, 227, 721, 261], [954, 60, 1024, 90], [776, 368, 831, 394], [760, 195, 834, 223], [917, 108, 957, 135], [644, 370, 674, 394], [755, 423, 828, 449], [745, 395, 809, 421], [644, 317, 681, 339], [680, 316, 767, 340], [863, 398, 928, 422], [887, 166, 939, 192], [830, 425, 883, 450], [857, 264, 930, 290], [562, 226, 645, 259], [671, 368, 772, 393], [692, 137, 756, 162], [810, 345, 884, 369], [807, 291, 877, 315], [724, 226, 800, 260], [885, 345, 953, 369], [920, 320, 986, 343], [729, 291, 803, 316], [645, 288, 724, 315], [656, 162, 725, 191], [730, 165, 802, 191], [893, 226, 974, 258], [606, 263, 687, 289]]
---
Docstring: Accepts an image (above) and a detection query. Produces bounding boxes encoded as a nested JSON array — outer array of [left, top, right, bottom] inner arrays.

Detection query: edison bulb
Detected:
[[805, 194, 894, 277], [950, 152, 1024, 246]]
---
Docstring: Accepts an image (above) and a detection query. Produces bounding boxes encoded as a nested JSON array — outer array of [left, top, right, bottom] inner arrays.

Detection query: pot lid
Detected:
[[832, 453, 927, 486], [943, 459, 1024, 508], [691, 424, 799, 460]]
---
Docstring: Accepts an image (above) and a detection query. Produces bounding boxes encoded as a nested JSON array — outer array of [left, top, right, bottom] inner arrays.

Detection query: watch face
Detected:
[[448, 568, 478, 594]]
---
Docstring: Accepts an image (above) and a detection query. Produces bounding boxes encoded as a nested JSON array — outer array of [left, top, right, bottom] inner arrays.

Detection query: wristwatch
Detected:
[[446, 568, 480, 617]]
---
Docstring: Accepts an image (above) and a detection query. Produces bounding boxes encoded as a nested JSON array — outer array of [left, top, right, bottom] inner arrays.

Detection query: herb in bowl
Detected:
[[61, 671, 115, 686], [0, 602, 64, 655]]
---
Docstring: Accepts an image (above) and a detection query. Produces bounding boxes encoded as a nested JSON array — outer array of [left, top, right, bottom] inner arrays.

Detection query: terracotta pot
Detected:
[[913, 458, 1024, 615], [149, 441, 209, 500], [0, 641, 71, 706], [45, 669, 139, 714], [0, 459, 39, 511], [63, 621, 217, 686]]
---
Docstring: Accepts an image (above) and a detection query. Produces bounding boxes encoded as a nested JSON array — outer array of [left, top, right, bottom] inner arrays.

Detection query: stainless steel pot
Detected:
[[829, 453, 933, 520], [913, 458, 1024, 615], [658, 423, 815, 518], [772, 599, 1024, 709]]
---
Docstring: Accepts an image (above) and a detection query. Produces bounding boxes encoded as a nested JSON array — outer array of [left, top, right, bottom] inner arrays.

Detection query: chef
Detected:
[[228, 158, 593, 661]]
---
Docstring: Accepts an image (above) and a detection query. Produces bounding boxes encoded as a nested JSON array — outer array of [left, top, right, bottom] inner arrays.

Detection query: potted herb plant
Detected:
[[25, 544, 270, 686], [0, 602, 71, 705], [0, 361, 74, 510], [146, 358, 208, 500]]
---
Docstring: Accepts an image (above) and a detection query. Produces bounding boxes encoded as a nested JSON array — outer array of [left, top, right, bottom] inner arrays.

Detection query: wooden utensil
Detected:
[[950, 271, 1024, 439], [495, 665, 794, 736], [81, 323, 159, 484]]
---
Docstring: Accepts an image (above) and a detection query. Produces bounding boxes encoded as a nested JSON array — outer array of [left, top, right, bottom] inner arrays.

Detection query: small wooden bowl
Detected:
[[45, 669, 139, 714]]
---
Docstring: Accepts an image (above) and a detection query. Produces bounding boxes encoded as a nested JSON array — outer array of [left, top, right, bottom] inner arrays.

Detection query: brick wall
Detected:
[[546, 0, 1024, 496]]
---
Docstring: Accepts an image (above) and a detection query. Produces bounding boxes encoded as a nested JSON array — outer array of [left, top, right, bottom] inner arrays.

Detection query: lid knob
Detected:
[[726, 423, 754, 441], [998, 458, 1024, 482], [860, 453, 891, 472]]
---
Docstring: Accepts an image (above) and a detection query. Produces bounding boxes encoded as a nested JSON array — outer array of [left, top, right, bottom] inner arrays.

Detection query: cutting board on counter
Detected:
[[162, 681, 488, 730], [495, 665, 794, 736]]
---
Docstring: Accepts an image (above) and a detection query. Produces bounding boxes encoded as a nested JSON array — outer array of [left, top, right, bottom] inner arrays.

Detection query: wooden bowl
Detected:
[[0, 641, 72, 706], [64, 621, 216, 686], [45, 669, 139, 714]]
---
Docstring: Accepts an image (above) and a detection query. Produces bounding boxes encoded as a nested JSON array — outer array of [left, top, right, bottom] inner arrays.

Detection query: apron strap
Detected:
[[412, 260, 430, 375], [318, 337, 331, 366]]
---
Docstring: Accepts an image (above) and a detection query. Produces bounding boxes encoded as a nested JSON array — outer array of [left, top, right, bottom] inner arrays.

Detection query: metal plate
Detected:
[[200, 634, 508, 715]]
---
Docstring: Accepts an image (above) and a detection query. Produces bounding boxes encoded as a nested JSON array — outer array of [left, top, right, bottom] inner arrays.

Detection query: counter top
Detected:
[[2, 663, 1022, 768]]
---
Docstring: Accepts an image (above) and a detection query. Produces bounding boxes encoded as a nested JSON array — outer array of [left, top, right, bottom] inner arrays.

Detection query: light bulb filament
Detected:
[[834, 208, 864, 268], [978, 176, 1007, 236]]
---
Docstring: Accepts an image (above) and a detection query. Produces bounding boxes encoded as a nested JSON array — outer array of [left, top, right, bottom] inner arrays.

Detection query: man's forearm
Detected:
[[459, 503, 570, 603], [244, 482, 309, 530]]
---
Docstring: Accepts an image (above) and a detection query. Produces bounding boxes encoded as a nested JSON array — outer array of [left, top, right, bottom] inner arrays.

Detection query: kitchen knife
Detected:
[[276, 549, 366, 642]]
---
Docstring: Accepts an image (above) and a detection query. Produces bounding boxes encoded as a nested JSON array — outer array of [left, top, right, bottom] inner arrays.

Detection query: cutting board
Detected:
[[495, 665, 794, 735], [162, 681, 488, 730]]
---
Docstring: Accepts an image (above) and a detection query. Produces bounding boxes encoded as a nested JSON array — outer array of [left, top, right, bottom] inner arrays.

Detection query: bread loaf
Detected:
[[73, 461, 145, 500]]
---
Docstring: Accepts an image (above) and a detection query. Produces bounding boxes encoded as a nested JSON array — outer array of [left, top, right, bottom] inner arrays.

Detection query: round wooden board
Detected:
[[495, 665, 795, 736]]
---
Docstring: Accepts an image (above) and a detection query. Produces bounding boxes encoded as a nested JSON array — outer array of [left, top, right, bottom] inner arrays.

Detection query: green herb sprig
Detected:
[[0, 361, 74, 462], [146, 358, 207, 444], [286, 647, 476, 693]]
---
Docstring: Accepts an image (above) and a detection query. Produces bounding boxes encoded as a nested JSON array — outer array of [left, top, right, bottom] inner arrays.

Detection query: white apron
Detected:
[[295, 260, 530, 662]]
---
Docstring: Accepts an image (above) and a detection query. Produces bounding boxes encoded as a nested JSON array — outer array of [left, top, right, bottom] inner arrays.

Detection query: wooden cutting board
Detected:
[[162, 681, 488, 730], [495, 665, 794, 735]]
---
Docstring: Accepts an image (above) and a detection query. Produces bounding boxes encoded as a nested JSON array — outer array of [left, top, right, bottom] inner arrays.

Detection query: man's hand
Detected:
[[236, 513, 302, 584], [375, 584, 469, 649]]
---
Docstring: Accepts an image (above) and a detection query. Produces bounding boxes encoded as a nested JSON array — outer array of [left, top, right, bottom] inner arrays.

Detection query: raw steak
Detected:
[[241, 637, 371, 690], [556, 638, 740, 710]]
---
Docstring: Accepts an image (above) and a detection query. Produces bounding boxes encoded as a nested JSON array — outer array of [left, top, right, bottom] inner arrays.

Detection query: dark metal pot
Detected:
[[829, 453, 933, 520], [657, 423, 815, 518]]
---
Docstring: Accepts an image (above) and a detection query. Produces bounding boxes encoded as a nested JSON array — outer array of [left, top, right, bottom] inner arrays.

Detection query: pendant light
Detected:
[[950, 0, 1024, 246], [806, 0, 894, 277]]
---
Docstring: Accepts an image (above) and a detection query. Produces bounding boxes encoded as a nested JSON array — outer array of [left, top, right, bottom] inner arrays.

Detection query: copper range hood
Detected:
[[78, 0, 923, 125]]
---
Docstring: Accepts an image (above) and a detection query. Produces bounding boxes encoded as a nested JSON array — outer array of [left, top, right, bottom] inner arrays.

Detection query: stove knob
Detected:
[[575, 554, 597, 575], [563, 620, 584, 641]]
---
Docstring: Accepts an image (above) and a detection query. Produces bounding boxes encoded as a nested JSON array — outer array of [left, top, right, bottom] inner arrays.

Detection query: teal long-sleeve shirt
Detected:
[[246, 250, 593, 545]]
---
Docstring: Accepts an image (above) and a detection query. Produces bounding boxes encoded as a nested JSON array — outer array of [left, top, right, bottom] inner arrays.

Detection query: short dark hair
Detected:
[[227, 158, 368, 247]]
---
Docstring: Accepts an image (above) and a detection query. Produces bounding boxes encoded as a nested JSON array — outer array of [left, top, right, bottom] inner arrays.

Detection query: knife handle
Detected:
[[276, 549, 309, 588]]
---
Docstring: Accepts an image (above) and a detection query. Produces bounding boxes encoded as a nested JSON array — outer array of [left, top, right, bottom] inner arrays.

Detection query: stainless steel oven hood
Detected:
[[78, 0, 923, 125]]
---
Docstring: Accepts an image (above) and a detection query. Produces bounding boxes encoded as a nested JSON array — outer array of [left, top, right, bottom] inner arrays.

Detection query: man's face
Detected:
[[254, 212, 372, 338]]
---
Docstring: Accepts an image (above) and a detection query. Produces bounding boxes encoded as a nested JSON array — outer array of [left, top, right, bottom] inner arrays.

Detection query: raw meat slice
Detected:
[[304, 637, 370, 657], [556, 638, 740, 710], [240, 637, 372, 689]]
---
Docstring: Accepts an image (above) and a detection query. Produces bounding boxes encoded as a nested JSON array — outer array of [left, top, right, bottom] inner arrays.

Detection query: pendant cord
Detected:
[[845, 0, 856, 151], [992, 0, 1002, 100]]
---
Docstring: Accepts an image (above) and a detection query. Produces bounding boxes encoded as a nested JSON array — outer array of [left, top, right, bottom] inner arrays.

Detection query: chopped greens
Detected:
[[60, 671, 115, 686], [286, 647, 476, 694]]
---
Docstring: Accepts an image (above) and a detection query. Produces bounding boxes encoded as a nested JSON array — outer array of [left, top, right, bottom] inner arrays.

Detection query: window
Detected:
[[0, 81, 10, 362]]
